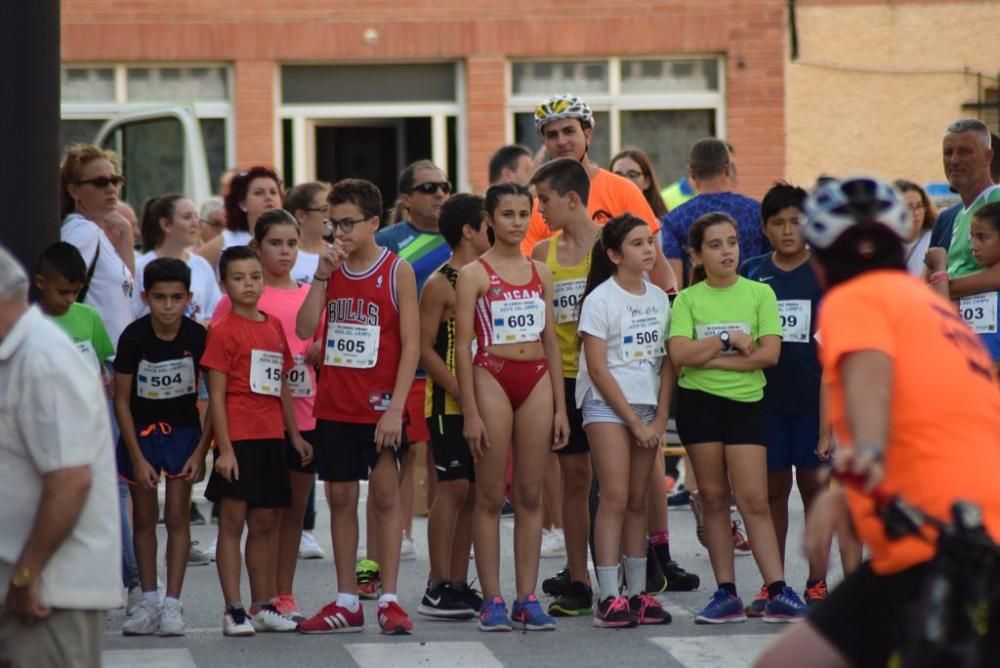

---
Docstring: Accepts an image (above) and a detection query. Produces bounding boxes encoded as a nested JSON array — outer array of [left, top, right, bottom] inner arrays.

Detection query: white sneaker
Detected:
[[299, 531, 325, 560], [251, 605, 298, 632], [205, 537, 217, 561], [540, 528, 566, 558], [158, 599, 186, 636], [223, 608, 255, 637], [400, 535, 417, 561], [122, 599, 160, 636], [125, 586, 143, 615]]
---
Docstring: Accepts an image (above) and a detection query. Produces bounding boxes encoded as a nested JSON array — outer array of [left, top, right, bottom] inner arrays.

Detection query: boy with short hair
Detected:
[[295, 178, 420, 635], [202, 246, 313, 637], [112, 257, 212, 636], [740, 182, 829, 614], [417, 193, 491, 619]]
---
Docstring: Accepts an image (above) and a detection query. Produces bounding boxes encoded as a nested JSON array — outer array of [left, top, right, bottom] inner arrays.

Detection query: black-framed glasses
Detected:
[[328, 216, 371, 232], [76, 175, 125, 188], [409, 181, 451, 196]]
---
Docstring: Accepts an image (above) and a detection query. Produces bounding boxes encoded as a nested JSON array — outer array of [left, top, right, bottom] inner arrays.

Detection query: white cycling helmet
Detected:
[[534, 94, 595, 134], [801, 176, 911, 249]]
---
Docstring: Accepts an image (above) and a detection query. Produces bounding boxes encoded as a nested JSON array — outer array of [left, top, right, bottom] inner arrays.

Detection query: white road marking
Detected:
[[649, 634, 776, 667], [346, 641, 503, 668], [102, 648, 197, 668]]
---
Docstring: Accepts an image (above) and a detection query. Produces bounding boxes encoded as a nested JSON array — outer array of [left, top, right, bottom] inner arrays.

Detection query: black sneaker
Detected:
[[542, 568, 570, 598], [662, 560, 700, 592], [451, 582, 483, 612], [190, 503, 207, 526], [500, 500, 515, 516], [548, 580, 594, 616], [645, 549, 668, 595], [417, 583, 476, 620]]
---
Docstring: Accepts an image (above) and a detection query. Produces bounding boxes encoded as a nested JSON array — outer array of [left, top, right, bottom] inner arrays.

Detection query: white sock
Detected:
[[624, 556, 646, 597], [163, 596, 180, 607], [142, 590, 160, 606], [378, 593, 399, 606], [596, 566, 620, 601], [336, 592, 360, 612]]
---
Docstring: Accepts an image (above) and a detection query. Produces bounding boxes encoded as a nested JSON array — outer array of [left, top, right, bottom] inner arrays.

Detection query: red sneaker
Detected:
[[377, 601, 413, 635], [296, 601, 364, 634]]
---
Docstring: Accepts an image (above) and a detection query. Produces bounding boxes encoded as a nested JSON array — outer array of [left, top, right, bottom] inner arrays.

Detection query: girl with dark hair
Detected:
[[576, 214, 674, 628], [610, 149, 668, 220], [285, 181, 332, 284], [133, 194, 221, 322], [197, 167, 283, 269], [667, 212, 807, 624], [454, 182, 569, 632]]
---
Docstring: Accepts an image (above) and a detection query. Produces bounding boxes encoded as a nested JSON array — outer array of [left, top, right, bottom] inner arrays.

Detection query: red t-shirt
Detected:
[[202, 311, 294, 442]]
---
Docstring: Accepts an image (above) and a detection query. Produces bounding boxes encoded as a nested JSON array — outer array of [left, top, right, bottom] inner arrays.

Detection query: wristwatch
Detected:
[[10, 565, 33, 588], [719, 331, 732, 352]]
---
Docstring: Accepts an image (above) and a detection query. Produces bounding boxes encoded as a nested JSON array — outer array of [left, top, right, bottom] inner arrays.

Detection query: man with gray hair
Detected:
[[0, 244, 121, 667]]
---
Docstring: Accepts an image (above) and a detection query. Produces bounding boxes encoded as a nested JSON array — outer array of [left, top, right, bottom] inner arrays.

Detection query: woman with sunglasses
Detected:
[[196, 167, 284, 269], [610, 149, 668, 222]]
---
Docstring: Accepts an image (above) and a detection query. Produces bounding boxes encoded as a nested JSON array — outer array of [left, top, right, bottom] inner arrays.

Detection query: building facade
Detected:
[[61, 1, 787, 206]]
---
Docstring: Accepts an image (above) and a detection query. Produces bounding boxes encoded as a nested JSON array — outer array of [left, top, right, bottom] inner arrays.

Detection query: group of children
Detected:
[[40, 152, 1000, 639]]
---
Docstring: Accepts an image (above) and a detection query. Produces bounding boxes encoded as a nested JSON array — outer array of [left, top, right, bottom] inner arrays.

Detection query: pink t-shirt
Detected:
[[212, 284, 318, 432]]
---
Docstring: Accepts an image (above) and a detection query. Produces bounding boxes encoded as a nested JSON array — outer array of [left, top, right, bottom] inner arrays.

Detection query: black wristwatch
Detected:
[[719, 331, 732, 351]]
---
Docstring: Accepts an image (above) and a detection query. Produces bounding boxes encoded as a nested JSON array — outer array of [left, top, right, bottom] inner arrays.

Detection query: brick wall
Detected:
[[63, 1, 787, 197]]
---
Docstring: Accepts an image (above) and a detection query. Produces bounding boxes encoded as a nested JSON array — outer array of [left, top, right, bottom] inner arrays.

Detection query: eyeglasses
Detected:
[[328, 216, 371, 232], [76, 175, 125, 188], [409, 181, 451, 196], [614, 170, 643, 180], [201, 219, 225, 230]]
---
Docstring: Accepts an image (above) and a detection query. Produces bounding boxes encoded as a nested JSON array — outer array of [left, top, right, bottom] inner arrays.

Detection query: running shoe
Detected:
[[378, 600, 414, 635], [542, 568, 570, 597], [500, 500, 515, 516], [732, 519, 752, 556], [297, 601, 364, 634], [204, 537, 217, 561], [190, 503, 207, 526], [804, 580, 828, 608], [763, 587, 808, 623], [298, 531, 325, 560], [452, 582, 484, 612], [356, 559, 381, 599], [694, 588, 747, 624], [645, 548, 668, 595], [251, 604, 298, 632], [158, 598, 185, 636], [418, 583, 476, 619], [745, 584, 769, 618], [125, 586, 143, 615], [122, 598, 160, 636], [223, 607, 255, 637], [272, 593, 305, 622], [188, 541, 210, 566], [667, 489, 691, 507], [662, 560, 701, 592], [592, 595, 635, 629], [479, 595, 512, 632], [548, 580, 594, 616], [628, 593, 672, 625], [511, 594, 557, 631], [690, 492, 707, 547], [540, 529, 566, 558], [400, 535, 417, 561], [663, 475, 677, 493]]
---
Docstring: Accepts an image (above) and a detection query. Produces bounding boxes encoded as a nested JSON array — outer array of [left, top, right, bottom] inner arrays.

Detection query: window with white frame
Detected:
[[60, 64, 233, 197], [509, 57, 725, 186]]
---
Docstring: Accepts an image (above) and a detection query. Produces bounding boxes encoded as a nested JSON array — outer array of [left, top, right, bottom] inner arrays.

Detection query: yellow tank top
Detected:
[[545, 234, 591, 378], [425, 264, 462, 417]]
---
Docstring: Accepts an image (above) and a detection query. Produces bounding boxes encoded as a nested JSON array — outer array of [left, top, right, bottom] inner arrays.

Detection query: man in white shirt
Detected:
[[0, 244, 121, 668]]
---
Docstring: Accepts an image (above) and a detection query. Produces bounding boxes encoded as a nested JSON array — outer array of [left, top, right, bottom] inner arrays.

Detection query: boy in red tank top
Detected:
[[295, 179, 420, 636]]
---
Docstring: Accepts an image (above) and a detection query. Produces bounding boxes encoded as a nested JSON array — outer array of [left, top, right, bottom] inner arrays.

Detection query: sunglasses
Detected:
[[328, 216, 371, 232], [76, 175, 125, 188], [409, 181, 451, 196]]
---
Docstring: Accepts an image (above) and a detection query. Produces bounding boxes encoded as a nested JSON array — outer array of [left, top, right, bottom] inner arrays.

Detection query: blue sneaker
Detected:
[[511, 594, 557, 631], [695, 588, 748, 624], [763, 586, 808, 623], [667, 489, 691, 507], [478, 595, 512, 632]]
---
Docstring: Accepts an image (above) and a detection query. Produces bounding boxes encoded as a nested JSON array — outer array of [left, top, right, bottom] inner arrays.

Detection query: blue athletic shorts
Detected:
[[117, 423, 200, 483], [764, 413, 821, 473], [978, 332, 1000, 361]]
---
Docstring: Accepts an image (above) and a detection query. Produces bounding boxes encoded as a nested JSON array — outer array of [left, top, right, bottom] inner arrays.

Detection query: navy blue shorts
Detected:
[[117, 423, 200, 483], [764, 413, 821, 473]]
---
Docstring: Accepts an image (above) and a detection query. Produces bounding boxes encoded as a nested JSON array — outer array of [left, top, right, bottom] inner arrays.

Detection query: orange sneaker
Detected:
[[271, 593, 304, 622], [804, 580, 828, 608], [745, 584, 768, 617]]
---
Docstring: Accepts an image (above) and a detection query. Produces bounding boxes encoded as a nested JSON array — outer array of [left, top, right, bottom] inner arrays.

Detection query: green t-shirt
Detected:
[[947, 186, 1000, 278], [50, 302, 116, 372], [668, 276, 782, 402]]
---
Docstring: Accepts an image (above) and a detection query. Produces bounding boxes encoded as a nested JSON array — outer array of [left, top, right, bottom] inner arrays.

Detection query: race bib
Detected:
[[136, 357, 196, 400], [325, 322, 379, 368], [695, 322, 751, 356], [490, 298, 545, 343], [74, 340, 101, 372], [777, 300, 812, 344], [959, 293, 998, 334], [552, 279, 586, 324], [621, 312, 667, 361], [287, 354, 314, 398], [249, 349, 283, 396]]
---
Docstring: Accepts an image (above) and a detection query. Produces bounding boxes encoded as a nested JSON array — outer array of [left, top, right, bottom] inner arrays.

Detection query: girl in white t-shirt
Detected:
[[576, 214, 674, 629], [134, 195, 222, 323], [286, 181, 333, 285]]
